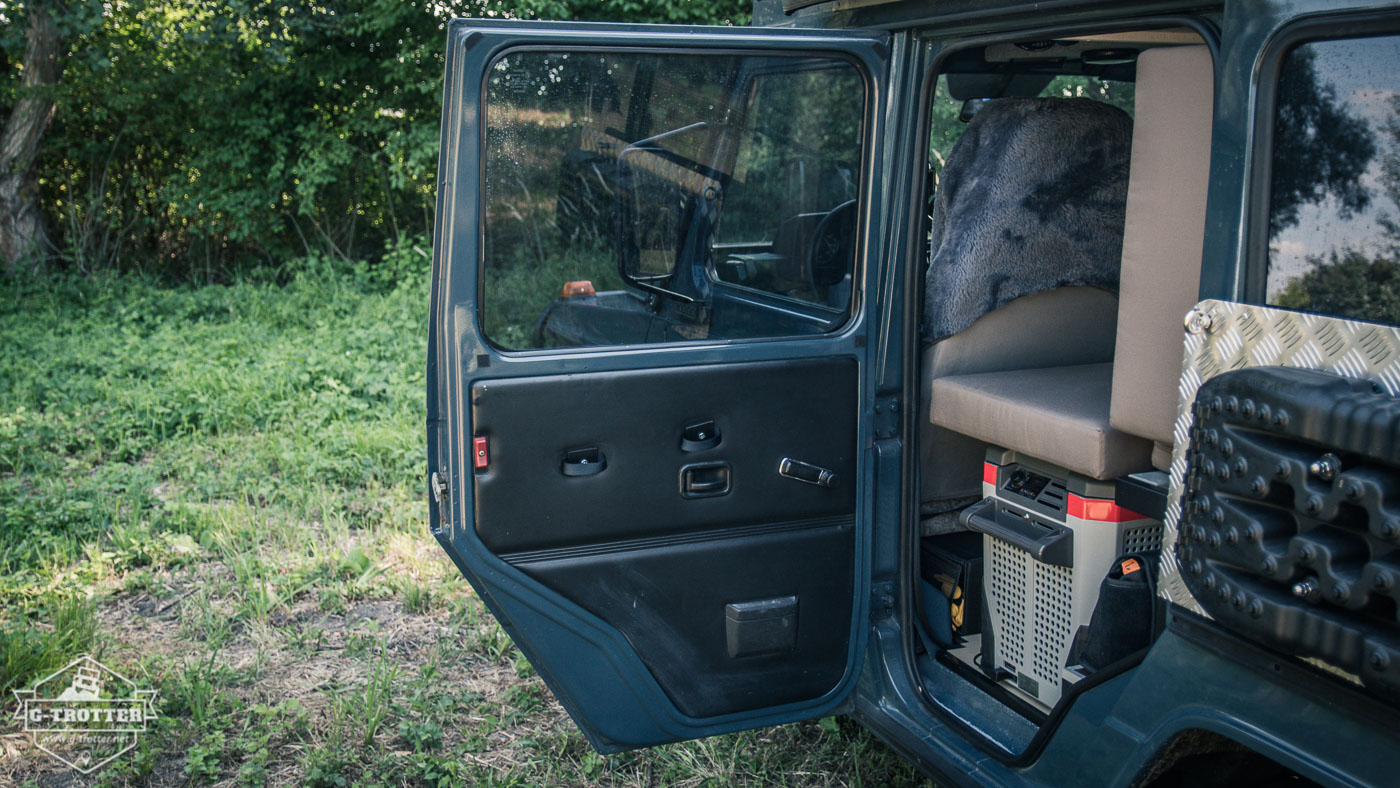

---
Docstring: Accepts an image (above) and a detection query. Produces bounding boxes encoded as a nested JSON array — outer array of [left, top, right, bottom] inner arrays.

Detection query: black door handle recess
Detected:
[[680, 462, 730, 498], [562, 447, 606, 476]]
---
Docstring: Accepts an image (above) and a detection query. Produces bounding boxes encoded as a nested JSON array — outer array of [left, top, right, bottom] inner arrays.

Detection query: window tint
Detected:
[[482, 51, 865, 351], [1265, 35, 1400, 325]]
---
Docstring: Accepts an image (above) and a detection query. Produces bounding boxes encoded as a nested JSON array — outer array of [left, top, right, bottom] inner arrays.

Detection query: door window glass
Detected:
[[482, 51, 865, 350], [711, 67, 863, 302], [1264, 35, 1400, 325]]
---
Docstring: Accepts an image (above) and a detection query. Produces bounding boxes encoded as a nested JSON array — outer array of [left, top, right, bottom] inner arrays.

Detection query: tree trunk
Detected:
[[0, 2, 61, 274]]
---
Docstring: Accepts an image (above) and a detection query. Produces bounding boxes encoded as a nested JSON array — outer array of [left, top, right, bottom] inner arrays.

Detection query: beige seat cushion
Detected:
[[1110, 45, 1214, 465], [931, 363, 1153, 480], [920, 287, 1119, 499]]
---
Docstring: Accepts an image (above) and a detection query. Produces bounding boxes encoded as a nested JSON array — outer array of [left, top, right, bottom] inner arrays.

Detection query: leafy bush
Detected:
[[1, 0, 750, 280]]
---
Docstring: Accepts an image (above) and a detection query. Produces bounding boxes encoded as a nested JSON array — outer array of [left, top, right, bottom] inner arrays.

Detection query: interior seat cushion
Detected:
[[931, 363, 1152, 480], [919, 287, 1119, 500]]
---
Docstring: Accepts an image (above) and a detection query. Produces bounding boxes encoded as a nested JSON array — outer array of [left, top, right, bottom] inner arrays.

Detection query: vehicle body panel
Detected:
[[429, 0, 1400, 782], [427, 18, 894, 751]]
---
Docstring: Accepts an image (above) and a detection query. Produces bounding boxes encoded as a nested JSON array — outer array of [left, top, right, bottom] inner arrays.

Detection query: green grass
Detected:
[[483, 242, 624, 349], [0, 248, 927, 786]]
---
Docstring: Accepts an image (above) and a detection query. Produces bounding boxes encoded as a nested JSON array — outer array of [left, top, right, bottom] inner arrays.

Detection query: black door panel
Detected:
[[511, 518, 854, 718], [471, 358, 858, 553], [468, 357, 858, 718]]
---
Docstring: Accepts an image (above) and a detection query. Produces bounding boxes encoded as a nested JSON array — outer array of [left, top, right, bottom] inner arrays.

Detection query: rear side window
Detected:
[[481, 51, 865, 350], [1264, 34, 1400, 325]]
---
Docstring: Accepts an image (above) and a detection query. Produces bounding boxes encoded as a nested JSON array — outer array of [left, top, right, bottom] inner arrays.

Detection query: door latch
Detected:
[[562, 447, 606, 476], [430, 471, 449, 504], [680, 420, 721, 452], [778, 458, 838, 489]]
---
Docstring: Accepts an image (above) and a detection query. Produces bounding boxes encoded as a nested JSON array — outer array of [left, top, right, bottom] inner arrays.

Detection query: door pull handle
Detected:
[[562, 447, 606, 477], [779, 458, 837, 489], [680, 462, 730, 498]]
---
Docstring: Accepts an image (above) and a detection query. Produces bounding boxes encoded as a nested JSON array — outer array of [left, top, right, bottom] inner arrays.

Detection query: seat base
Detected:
[[919, 287, 1120, 501], [930, 362, 1152, 481]]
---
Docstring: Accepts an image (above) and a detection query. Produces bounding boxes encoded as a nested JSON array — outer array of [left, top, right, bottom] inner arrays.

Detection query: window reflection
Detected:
[[482, 51, 865, 350], [1266, 36, 1400, 325]]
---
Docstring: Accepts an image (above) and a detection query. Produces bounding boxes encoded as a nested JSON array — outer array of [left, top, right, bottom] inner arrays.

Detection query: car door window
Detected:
[[712, 65, 863, 305], [1264, 34, 1400, 325], [481, 50, 866, 350]]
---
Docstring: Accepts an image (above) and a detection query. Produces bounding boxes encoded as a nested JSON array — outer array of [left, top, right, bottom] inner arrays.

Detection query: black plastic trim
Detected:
[[931, 648, 1049, 725], [472, 358, 857, 553], [517, 519, 854, 718], [502, 516, 853, 565], [1177, 366, 1400, 703], [960, 498, 1074, 567], [916, 643, 1150, 766], [1117, 472, 1169, 521]]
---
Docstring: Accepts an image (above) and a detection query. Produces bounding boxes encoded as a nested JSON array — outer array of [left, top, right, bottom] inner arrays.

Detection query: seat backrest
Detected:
[[924, 286, 1119, 380], [1109, 45, 1215, 468], [922, 97, 1133, 342]]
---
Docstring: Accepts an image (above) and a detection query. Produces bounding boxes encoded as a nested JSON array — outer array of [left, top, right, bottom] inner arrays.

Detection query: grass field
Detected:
[[0, 249, 928, 787]]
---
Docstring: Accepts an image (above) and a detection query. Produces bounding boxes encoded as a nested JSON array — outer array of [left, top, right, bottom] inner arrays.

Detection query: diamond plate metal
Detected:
[[1160, 300, 1400, 612]]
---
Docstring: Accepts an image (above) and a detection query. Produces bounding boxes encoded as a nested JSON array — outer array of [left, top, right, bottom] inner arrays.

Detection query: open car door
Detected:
[[427, 20, 890, 752]]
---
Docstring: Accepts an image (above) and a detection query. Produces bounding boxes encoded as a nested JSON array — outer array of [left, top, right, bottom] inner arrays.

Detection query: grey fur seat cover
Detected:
[[922, 97, 1133, 342]]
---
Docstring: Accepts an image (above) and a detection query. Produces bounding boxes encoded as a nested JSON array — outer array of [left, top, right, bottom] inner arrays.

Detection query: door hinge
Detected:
[[873, 397, 900, 439], [430, 471, 449, 504], [870, 583, 895, 621]]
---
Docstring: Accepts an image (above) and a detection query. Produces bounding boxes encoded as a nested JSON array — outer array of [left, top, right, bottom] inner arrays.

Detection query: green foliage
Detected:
[[301, 746, 351, 788], [0, 596, 96, 698], [184, 730, 228, 784], [1043, 74, 1135, 114], [21, 0, 472, 276], [398, 718, 445, 752], [0, 261, 925, 785], [515, 0, 750, 25], [1275, 248, 1400, 325], [1270, 46, 1376, 237], [0, 0, 748, 281], [0, 250, 429, 598]]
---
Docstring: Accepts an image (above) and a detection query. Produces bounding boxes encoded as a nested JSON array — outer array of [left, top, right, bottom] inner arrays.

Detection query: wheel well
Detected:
[[1134, 729, 1320, 788]]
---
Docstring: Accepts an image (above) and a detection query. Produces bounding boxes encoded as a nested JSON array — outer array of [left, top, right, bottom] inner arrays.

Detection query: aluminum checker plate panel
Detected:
[[1161, 299, 1400, 613]]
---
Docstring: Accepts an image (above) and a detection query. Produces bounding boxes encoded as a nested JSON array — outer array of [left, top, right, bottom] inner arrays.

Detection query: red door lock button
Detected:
[[473, 436, 489, 469]]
